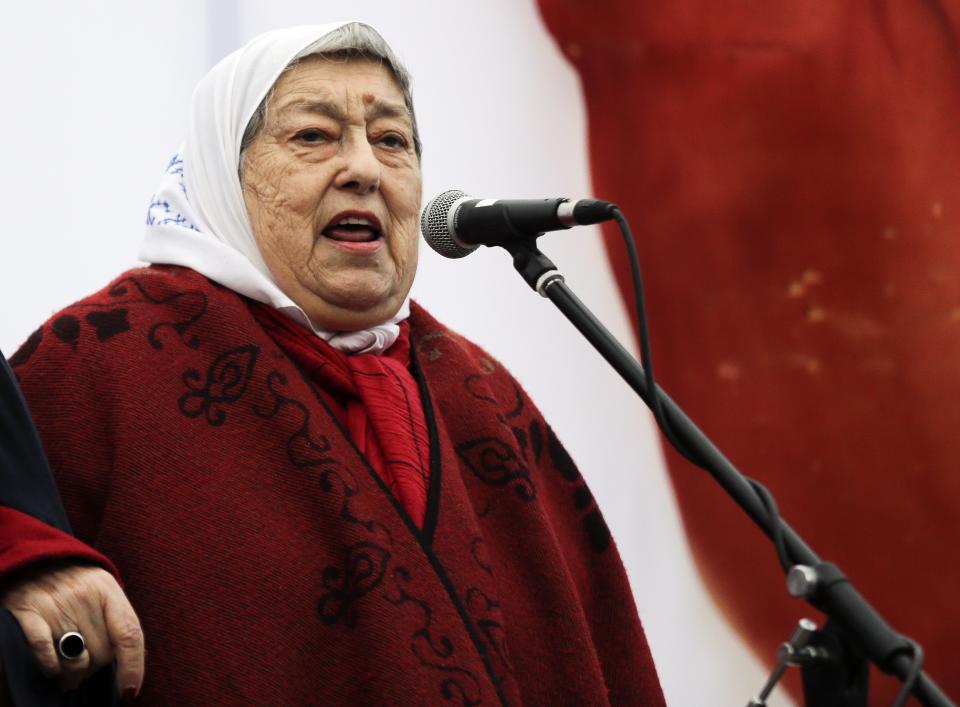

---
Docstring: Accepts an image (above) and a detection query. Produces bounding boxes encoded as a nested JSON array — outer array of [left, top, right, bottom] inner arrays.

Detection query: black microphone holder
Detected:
[[502, 238, 955, 707]]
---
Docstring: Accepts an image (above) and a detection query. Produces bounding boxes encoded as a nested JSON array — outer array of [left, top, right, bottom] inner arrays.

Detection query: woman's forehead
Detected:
[[270, 57, 405, 112]]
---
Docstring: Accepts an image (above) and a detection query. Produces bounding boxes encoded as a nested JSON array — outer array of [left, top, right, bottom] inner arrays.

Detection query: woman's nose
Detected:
[[334, 133, 381, 194]]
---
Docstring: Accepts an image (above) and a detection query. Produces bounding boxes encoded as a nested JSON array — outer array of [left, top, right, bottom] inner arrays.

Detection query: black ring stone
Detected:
[[59, 633, 85, 659]]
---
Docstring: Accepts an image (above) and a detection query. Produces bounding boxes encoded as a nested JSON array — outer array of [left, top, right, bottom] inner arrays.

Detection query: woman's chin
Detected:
[[303, 289, 403, 331]]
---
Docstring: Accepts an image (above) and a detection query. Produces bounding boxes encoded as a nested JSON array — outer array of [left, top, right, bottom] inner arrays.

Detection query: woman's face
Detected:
[[241, 57, 421, 331]]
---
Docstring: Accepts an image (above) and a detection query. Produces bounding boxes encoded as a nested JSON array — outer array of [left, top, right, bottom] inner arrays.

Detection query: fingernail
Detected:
[[122, 686, 138, 703]]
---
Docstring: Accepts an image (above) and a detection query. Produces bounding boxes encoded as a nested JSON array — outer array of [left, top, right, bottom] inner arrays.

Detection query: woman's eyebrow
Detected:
[[365, 99, 412, 124], [283, 98, 411, 124], [284, 99, 347, 121]]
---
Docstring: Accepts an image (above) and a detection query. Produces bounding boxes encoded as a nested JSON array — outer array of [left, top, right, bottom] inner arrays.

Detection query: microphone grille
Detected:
[[420, 189, 477, 259]]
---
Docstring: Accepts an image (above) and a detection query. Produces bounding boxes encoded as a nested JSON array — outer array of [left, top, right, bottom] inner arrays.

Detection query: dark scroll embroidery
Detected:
[[463, 358, 503, 413], [28, 272, 205, 364], [179, 344, 258, 426], [462, 357, 525, 426], [456, 359, 541, 517], [466, 587, 514, 677], [85, 309, 130, 342], [255, 369, 392, 544], [106, 274, 207, 350], [546, 427, 612, 554], [456, 437, 536, 502], [511, 426, 527, 459], [463, 358, 495, 398], [464, 373, 499, 406], [502, 384, 524, 421], [469, 537, 493, 577], [476, 499, 492, 519], [254, 370, 334, 467], [528, 420, 544, 462], [45, 310, 130, 351], [52, 315, 81, 347], [9, 328, 42, 367], [385, 567, 484, 706], [547, 428, 581, 482], [513, 417, 544, 462], [468, 540, 514, 681], [582, 510, 612, 554], [573, 485, 593, 510], [318, 541, 391, 627]]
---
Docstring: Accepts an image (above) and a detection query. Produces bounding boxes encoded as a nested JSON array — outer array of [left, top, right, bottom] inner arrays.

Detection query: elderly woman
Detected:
[[0, 22, 664, 705]]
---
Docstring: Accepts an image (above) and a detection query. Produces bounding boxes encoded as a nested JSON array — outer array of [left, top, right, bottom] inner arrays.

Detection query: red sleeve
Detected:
[[0, 506, 120, 582]]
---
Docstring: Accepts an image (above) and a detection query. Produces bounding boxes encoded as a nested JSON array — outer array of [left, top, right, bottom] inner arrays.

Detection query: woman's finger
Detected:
[[101, 584, 145, 698], [54, 638, 91, 692], [72, 598, 111, 671], [10, 609, 60, 678], [28, 573, 98, 689]]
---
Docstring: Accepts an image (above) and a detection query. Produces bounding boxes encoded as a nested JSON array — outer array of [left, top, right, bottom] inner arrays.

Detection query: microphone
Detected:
[[420, 189, 616, 258]]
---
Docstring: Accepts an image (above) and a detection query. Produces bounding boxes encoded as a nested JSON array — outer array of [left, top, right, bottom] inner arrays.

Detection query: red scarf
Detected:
[[249, 302, 431, 528]]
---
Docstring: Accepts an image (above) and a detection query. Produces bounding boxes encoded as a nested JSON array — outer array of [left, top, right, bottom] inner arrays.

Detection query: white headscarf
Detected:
[[140, 22, 409, 355]]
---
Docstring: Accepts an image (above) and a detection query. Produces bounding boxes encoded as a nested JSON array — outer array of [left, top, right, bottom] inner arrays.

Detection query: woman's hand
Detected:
[[0, 562, 144, 699]]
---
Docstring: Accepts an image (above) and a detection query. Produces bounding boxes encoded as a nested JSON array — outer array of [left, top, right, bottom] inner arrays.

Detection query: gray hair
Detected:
[[239, 23, 421, 166]]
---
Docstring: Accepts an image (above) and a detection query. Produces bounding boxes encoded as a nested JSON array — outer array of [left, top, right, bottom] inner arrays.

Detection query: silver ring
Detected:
[[56, 631, 86, 661]]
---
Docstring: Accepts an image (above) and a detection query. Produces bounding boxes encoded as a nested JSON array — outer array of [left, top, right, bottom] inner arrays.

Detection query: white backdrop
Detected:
[[0, 2, 794, 705]]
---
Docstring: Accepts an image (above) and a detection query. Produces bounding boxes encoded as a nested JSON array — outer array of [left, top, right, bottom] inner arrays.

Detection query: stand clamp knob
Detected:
[[747, 619, 819, 707], [787, 564, 819, 599]]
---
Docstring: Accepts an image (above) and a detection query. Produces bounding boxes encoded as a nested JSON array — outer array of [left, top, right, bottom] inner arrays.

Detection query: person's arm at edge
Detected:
[[0, 349, 138, 702]]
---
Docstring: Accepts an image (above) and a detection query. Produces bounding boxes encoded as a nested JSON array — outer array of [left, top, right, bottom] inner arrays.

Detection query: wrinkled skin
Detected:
[[0, 562, 144, 697], [241, 57, 422, 332]]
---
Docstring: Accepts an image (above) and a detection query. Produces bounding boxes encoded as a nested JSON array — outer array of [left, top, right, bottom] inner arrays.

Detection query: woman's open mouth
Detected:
[[321, 211, 384, 253]]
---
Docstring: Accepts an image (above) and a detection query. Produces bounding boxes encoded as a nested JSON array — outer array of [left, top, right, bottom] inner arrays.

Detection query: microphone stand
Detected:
[[503, 239, 955, 707]]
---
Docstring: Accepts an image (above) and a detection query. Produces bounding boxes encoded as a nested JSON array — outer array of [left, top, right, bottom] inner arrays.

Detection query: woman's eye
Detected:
[[377, 133, 408, 149], [296, 129, 327, 144]]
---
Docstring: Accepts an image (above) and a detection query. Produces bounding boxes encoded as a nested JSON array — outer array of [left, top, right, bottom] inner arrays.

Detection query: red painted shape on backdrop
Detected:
[[538, 1, 960, 703]]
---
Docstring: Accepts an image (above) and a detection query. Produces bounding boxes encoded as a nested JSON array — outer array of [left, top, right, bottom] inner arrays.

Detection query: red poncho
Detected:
[[3, 266, 664, 706]]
